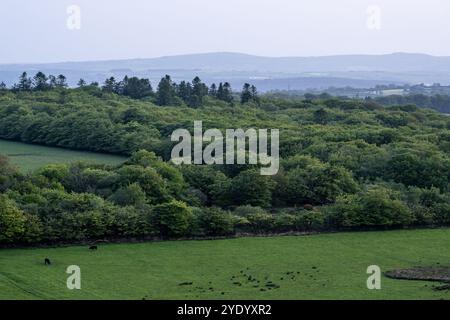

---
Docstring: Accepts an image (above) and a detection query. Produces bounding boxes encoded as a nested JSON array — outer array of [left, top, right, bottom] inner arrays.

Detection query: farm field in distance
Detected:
[[0, 139, 127, 172], [1, 229, 450, 300]]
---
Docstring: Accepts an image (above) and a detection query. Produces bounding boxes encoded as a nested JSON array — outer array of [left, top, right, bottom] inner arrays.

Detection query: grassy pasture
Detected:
[[0, 139, 126, 172], [0, 229, 449, 300]]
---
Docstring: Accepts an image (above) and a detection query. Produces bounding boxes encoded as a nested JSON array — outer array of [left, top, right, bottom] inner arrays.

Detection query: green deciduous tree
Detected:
[[228, 169, 276, 207], [0, 195, 27, 243], [152, 200, 193, 238]]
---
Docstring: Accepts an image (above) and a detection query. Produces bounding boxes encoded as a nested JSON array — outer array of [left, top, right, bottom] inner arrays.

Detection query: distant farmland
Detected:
[[0, 139, 126, 171]]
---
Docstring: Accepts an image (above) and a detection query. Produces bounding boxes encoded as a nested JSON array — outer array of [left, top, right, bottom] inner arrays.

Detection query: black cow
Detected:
[[44, 258, 51, 265], [89, 245, 98, 251]]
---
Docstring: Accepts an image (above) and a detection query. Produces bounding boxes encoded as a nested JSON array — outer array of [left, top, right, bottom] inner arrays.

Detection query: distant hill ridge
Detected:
[[2, 52, 450, 90], [2, 52, 450, 72]]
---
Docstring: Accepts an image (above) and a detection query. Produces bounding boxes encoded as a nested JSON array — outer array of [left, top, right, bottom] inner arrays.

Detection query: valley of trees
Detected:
[[0, 72, 449, 244]]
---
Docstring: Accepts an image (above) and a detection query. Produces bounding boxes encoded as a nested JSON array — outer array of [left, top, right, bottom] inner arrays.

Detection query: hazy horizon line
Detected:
[[1, 51, 448, 66]]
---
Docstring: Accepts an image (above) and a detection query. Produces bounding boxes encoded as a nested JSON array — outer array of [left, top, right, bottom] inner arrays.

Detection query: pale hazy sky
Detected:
[[1, 0, 449, 63]]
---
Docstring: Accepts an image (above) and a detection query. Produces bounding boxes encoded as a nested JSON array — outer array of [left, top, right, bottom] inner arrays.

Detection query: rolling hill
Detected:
[[2, 52, 450, 91]]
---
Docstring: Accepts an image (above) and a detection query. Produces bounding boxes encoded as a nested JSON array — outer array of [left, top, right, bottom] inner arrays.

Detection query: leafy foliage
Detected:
[[0, 80, 450, 244]]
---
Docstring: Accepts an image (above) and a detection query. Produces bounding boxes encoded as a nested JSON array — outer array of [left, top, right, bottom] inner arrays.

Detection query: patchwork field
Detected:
[[0, 139, 126, 171], [1, 229, 449, 300]]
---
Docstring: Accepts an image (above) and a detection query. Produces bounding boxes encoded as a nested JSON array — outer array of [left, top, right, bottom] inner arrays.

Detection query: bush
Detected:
[[402, 187, 445, 225], [108, 183, 146, 206], [276, 156, 358, 206], [432, 203, 450, 225], [324, 186, 413, 228], [227, 169, 275, 207], [234, 205, 267, 217], [192, 207, 235, 236], [0, 155, 17, 192], [357, 186, 412, 226], [295, 210, 326, 231], [245, 211, 275, 234], [181, 165, 229, 205], [383, 147, 450, 191], [151, 200, 193, 238], [116, 165, 171, 204], [21, 213, 43, 243], [37, 164, 69, 182], [0, 194, 27, 243], [274, 213, 297, 232], [110, 205, 153, 237]]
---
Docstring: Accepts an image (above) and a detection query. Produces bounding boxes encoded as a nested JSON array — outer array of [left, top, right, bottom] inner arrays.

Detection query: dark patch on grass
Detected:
[[265, 282, 280, 289], [386, 266, 450, 292], [385, 266, 450, 282], [434, 284, 450, 291]]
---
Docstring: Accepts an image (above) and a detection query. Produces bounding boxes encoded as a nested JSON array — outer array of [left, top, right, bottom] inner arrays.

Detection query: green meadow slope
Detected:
[[1, 229, 449, 300], [0, 139, 126, 172]]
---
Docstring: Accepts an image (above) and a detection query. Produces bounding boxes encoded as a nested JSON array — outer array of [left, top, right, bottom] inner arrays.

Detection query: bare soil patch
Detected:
[[385, 266, 450, 291]]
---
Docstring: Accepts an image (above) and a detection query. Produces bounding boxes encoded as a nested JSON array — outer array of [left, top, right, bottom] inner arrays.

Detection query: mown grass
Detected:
[[0, 139, 126, 172], [1, 229, 450, 300]]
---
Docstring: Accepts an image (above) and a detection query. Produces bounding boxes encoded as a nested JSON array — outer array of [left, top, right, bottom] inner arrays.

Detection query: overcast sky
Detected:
[[1, 0, 449, 63]]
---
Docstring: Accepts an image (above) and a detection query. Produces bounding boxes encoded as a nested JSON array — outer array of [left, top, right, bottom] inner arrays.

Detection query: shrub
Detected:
[[295, 210, 326, 231], [234, 205, 268, 217], [245, 211, 275, 234], [151, 200, 193, 238], [37, 163, 69, 181], [274, 213, 297, 232], [0, 195, 27, 243], [110, 205, 153, 237], [108, 183, 146, 206], [228, 169, 275, 207], [0, 155, 17, 192], [277, 157, 358, 206], [192, 207, 235, 236], [116, 165, 171, 204], [21, 213, 43, 243], [432, 203, 450, 225], [357, 186, 412, 226], [323, 186, 413, 228]]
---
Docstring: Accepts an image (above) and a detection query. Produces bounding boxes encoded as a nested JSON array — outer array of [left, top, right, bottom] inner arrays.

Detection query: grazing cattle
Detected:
[[44, 258, 51, 265], [89, 245, 98, 251]]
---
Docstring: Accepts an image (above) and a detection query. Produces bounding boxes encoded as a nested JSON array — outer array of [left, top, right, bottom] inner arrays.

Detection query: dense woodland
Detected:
[[373, 94, 450, 114], [0, 72, 450, 244], [266, 91, 450, 114]]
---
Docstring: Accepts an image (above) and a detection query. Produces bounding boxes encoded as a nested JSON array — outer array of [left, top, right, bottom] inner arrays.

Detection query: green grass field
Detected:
[[1, 229, 449, 300], [0, 139, 126, 171]]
